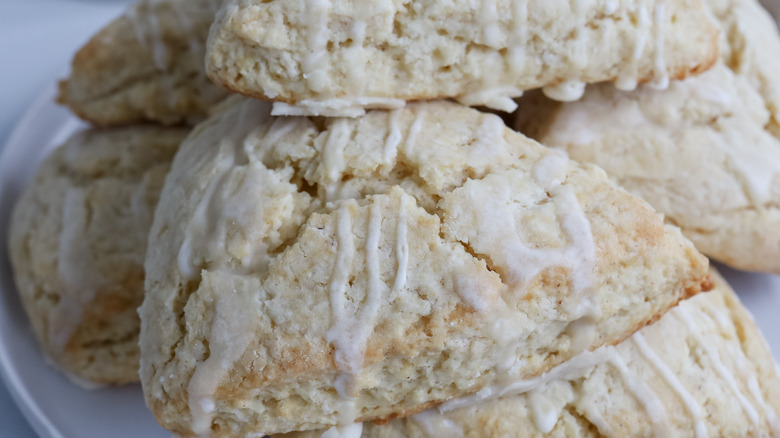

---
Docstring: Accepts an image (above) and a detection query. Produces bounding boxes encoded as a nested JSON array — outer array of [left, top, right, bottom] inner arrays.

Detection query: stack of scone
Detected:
[[7, 0, 780, 436]]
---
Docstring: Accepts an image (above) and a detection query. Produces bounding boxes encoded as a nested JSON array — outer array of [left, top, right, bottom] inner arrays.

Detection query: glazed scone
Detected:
[[205, 0, 719, 116], [140, 97, 710, 436], [282, 269, 780, 438], [57, 0, 229, 126], [515, 0, 780, 273], [8, 126, 186, 386]]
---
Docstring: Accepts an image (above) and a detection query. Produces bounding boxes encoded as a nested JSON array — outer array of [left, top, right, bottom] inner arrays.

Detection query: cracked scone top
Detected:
[[515, 0, 780, 273], [205, 0, 718, 116], [140, 97, 710, 436], [280, 269, 780, 438], [57, 0, 229, 126], [8, 126, 186, 386]]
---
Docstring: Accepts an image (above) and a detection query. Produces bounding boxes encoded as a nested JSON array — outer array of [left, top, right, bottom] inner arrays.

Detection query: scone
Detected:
[[281, 269, 780, 438], [8, 126, 186, 386], [140, 97, 710, 436], [204, 0, 719, 116], [515, 0, 780, 273], [57, 0, 229, 126]]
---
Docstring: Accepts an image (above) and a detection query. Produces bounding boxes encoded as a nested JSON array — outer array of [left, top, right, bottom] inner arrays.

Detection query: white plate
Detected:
[[0, 89, 779, 438]]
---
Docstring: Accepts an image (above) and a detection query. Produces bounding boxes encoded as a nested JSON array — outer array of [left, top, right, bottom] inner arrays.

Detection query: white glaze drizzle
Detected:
[[604, 347, 670, 436], [177, 99, 268, 280], [188, 286, 258, 435], [674, 306, 760, 425], [302, 0, 332, 92], [571, 0, 590, 70], [455, 87, 522, 113], [700, 303, 779, 432], [604, 0, 618, 15], [325, 206, 358, 424], [648, 2, 669, 90], [439, 346, 611, 412], [343, 2, 368, 95], [714, 121, 780, 205], [393, 195, 409, 292], [320, 422, 364, 438], [326, 201, 385, 424], [322, 120, 350, 202], [411, 410, 465, 437], [129, 0, 168, 70], [271, 98, 405, 118], [542, 81, 586, 102], [506, 0, 528, 74], [53, 188, 96, 350], [532, 153, 595, 298], [480, 1, 501, 49], [171, 0, 202, 56], [263, 117, 300, 147], [528, 387, 565, 433], [404, 110, 426, 154], [177, 147, 235, 281], [582, 406, 616, 437], [326, 206, 357, 377], [452, 1, 525, 110], [383, 110, 402, 165], [616, 0, 650, 91], [449, 152, 595, 330], [631, 332, 708, 438]]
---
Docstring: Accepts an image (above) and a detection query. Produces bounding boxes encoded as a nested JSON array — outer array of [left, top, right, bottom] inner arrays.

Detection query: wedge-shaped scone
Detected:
[[140, 98, 710, 436], [57, 0, 229, 126], [282, 269, 780, 438], [205, 0, 719, 116], [8, 126, 186, 386], [515, 0, 780, 273]]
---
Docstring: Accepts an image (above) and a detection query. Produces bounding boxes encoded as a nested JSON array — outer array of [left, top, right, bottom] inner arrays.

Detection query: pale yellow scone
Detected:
[[7, 126, 186, 386], [204, 0, 719, 117], [140, 97, 710, 436], [57, 0, 229, 126], [515, 0, 780, 273], [281, 269, 780, 438]]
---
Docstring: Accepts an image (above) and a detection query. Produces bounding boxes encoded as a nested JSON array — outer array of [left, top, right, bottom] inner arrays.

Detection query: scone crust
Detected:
[[8, 126, 186, 385], [141, 98, 709, 436], [515, 0, 780, 273], [281, 269, 780, 438], [205, 0, 718, 113], [57, 0, 228, 126]]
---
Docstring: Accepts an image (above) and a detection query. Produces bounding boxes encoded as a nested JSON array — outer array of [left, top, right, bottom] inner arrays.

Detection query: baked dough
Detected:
[[204, 0, 719, 116], [57, 0, 229, 126], [515, 0, 780, 273], [8, 126, 186, 386], [281, 269, 780, 438], [140, 98, 709, 436]]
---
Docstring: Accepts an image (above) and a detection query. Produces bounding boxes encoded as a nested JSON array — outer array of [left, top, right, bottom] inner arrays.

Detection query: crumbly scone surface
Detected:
[[515, 0, 780, 273], [57, 0, 228, 126], [141, 98, 709, 436], [281, 269, 780, 438], [205, 0, 718, 115], [8, 126, 186, 385]]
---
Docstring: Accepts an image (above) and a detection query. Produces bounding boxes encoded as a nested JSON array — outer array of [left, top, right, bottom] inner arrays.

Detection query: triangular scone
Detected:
[[204, 0, 718, 116], [57, 0, 229, 126], [280, 269, 780, 438], [140, 98, 710, 436], [8, 126, 186, 386], [515, 0, 780, 273]]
